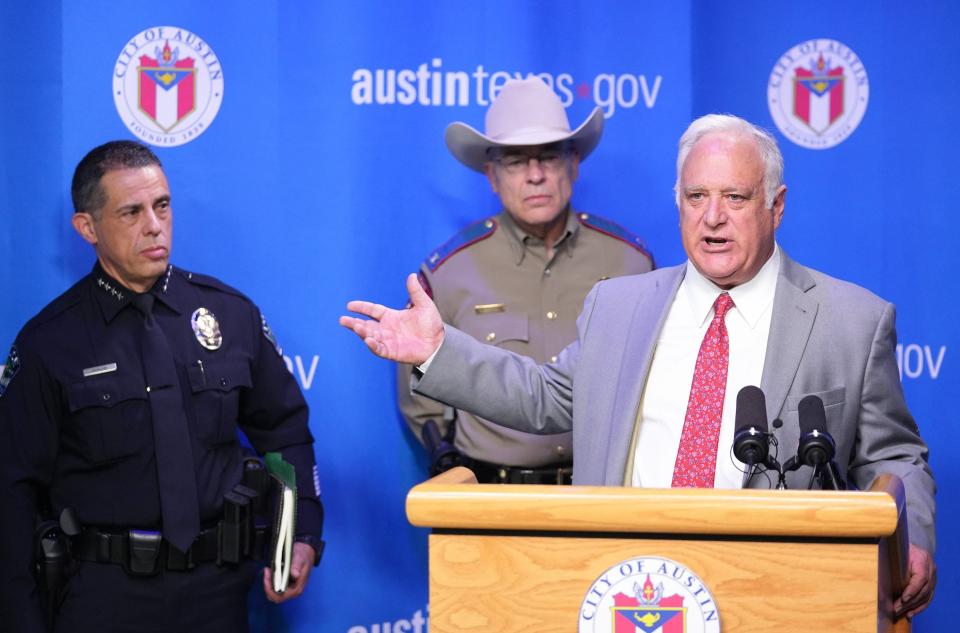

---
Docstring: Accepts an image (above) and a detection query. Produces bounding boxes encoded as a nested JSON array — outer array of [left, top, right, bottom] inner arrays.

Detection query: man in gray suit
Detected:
[[340, 114, 936, 616]]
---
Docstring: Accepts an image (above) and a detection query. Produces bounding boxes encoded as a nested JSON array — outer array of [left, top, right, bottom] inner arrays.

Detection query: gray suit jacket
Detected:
[[414, 251, 936, 552]]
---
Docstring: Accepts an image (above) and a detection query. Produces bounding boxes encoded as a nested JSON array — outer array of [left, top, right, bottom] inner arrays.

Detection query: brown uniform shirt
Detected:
[[397, 209, 654, 467]]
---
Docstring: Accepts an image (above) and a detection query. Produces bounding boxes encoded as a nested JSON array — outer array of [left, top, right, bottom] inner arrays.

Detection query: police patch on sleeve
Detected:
[[0, 345, 21, 398], [261, 314, 283, 357]]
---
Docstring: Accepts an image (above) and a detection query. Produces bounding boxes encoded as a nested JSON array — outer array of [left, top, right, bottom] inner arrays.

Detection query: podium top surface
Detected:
[[406, 468, 902, 539]]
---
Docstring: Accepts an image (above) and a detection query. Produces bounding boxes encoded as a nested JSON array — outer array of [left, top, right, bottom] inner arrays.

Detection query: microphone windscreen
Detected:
[[798, 395, 827, 434], [735, 385, 768, 431]]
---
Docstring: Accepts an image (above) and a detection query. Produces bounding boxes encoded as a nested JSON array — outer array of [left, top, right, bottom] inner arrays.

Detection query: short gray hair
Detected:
[[674, 114, 783, 209]]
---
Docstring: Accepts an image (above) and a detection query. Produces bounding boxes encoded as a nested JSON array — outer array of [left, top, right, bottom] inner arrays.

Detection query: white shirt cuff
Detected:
[[416, 339, 443, 374]]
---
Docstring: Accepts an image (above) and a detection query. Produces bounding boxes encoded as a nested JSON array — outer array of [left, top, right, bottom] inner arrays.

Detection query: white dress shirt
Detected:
[[631, 245, 781, 489]]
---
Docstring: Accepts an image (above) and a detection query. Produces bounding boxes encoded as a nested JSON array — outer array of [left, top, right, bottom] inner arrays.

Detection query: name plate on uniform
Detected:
[[474, 303, 505, 314], [83, 362, 118, 377]]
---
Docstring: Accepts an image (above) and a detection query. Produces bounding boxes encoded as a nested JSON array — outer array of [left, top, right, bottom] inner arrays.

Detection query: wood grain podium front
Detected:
[[406, 467, 910, 633]]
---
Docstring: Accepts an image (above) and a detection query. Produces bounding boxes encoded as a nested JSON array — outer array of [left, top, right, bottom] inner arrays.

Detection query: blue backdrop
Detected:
[[0, 2, 954, 630]]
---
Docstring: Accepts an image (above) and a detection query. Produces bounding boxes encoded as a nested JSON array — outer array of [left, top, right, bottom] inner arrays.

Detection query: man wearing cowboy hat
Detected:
[[397, 77, 654, 484]]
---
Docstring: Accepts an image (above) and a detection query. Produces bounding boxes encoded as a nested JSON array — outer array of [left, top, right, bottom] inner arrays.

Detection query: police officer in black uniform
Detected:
[[0, 141, 323, 632]]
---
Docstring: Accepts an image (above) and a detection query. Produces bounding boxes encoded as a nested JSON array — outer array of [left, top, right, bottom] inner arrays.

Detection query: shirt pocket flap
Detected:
[[67, 374, 146, 412], [187, 359, 253, 393], [462, 311, 529, 345]]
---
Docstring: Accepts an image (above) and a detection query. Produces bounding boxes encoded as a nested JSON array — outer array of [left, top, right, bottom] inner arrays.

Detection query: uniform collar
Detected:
[[90, 262, 183, 322], [499, 209, 579, 265]]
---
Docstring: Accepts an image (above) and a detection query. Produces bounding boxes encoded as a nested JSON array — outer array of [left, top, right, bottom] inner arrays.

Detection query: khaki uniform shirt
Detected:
[[397, 209, 654, 467]]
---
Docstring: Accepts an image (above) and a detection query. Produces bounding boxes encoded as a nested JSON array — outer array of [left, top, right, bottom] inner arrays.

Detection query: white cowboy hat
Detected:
[[445, 77, 604, 172]]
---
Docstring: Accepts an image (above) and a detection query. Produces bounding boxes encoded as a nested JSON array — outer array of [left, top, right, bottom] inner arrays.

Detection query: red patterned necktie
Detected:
[[672, 292, 735, 488]]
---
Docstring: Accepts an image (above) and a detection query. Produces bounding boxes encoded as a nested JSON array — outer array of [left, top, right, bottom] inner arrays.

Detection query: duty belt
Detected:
[[467, 459, 573, 485], [73, 524, 266, 576], [70, 461, 271, 577]]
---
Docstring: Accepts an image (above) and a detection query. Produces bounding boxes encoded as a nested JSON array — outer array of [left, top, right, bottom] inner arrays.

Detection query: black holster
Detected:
[[34, 519, 73, 630], [218, 455, 271, 564], [422, 406, 463, 477]]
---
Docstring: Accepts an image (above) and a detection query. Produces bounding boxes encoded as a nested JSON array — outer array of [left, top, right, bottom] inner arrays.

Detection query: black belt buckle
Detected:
[[510, 468, 536, 484], [499, 465, 572, 485], [124, 530, 162, 576]]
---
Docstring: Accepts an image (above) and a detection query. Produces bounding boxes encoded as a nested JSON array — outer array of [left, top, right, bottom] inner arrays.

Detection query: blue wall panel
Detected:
[[0, 2, 953, 630]]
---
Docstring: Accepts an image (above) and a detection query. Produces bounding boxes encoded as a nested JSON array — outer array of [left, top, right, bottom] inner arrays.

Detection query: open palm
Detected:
[[339, 273, 445, 364]]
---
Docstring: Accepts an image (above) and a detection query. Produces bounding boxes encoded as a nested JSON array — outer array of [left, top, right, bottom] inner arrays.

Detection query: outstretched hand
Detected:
[[339, 273, 445, 365]]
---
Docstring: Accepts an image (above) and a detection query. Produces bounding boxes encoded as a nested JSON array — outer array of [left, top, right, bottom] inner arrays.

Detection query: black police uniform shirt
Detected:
[[0, 263, 322, 609]]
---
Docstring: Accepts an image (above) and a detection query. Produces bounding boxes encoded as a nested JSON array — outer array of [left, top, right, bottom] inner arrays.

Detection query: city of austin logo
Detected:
[[113, 26, 224, 147], [768, 38, 869, 150], [579, 556, 720, 632]]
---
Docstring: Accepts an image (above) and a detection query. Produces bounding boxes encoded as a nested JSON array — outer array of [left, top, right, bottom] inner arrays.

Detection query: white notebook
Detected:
[[264, 452, 297, 594]]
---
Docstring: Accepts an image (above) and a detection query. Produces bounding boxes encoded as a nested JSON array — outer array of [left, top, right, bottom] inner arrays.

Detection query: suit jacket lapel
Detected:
[[604, 265, 685, 484], [758, 251, 818, 480]]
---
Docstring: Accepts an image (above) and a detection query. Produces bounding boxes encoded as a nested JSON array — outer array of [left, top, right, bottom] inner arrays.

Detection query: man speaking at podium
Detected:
[[341, 114, 936, 616]]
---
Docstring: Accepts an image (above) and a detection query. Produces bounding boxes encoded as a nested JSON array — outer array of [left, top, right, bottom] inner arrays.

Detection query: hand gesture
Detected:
[[339, 273, 444, 365]]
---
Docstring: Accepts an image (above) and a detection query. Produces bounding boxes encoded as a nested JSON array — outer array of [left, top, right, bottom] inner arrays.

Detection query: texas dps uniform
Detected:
[[397, 209, 653, 483], [0, 263, 322, 632]]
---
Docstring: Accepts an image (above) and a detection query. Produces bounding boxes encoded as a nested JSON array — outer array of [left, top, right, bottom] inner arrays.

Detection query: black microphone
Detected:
[[796, 395, 845, 490], [733, 385, 781, 486], [797, 395, 834, 467], [733, 385, 770, 466]]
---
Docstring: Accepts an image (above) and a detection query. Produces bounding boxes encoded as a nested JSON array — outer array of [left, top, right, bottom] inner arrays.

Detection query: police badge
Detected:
[[191, 308, 223, 350]]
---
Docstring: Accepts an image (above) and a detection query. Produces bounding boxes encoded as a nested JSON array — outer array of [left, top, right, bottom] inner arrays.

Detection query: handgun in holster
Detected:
[[34, 509, 79, 630], [422, 406, 463, 477]]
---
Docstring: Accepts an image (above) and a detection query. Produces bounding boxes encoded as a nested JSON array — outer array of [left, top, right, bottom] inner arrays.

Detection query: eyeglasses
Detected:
[[491, 148, 571, 175]]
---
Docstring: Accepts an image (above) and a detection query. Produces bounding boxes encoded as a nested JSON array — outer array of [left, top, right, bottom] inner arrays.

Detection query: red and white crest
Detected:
[[579, 557, 720, 633], [768, 39, 869, 150], [793, 53, 845, 133], [138, 41, 196, 132], [114, 26, 224, 147]]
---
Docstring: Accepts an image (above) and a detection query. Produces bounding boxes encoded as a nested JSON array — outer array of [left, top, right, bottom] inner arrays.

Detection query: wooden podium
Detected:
[[407, 467, 910, 633]]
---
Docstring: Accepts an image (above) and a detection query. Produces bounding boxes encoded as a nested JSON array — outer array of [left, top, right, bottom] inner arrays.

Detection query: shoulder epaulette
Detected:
[[424, 217, 498, 273], [577, 212, 654, 262], [174, 267, 249, 301], [24, 278, 87, 331]]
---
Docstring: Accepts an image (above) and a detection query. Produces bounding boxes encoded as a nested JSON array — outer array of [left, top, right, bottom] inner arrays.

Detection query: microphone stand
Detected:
[[815, 460, 846, 491], [778, 456, 801, 490], [741, 454, 784, 489], [764, 456, 786, 490]]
